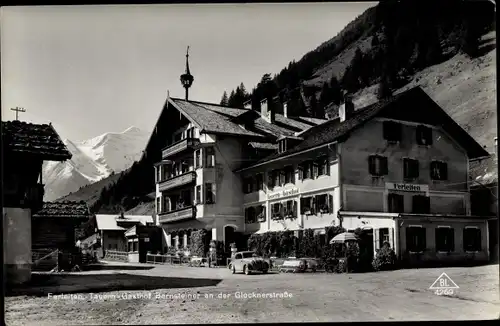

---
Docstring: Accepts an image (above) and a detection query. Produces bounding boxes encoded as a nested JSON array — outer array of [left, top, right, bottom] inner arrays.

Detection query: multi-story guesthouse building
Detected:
[[147, 52, 495, 265]]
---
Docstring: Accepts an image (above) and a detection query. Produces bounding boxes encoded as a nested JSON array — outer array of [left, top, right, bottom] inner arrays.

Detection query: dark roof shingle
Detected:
[[33, 201, 92, 217], [2, 121, 71, 160]]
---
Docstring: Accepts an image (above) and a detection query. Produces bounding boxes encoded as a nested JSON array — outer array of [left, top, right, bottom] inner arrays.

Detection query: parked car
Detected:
[[230, 251, 269, 275], [279, 257, 318, 273]]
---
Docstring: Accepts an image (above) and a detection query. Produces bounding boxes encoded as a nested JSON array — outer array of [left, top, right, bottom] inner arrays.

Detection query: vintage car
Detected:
[[279, 257, 318, 273], [230, 251, 269, 275]]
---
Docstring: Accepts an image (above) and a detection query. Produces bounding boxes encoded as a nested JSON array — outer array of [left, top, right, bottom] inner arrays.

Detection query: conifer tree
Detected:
[[220, 91, 229, 106], [329, 76, 342, 105]]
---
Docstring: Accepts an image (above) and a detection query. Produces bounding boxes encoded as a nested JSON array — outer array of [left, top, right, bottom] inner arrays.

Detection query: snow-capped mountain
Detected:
[[43, 126, 150, 201]]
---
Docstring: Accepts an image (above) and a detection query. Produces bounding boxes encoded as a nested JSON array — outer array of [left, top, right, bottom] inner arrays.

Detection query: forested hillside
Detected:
[[63, 0, 496, 214]]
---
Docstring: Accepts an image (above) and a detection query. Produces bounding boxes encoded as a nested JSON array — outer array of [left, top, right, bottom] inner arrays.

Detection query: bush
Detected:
[[189, 229, 210, 257], [372, 242, 397, 271]]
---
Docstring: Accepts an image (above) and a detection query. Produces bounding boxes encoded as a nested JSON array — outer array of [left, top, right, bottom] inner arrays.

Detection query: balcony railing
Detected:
[[162, 138, 200, 159], [158, 206, 196, 224], [158, 171, 196, 192]]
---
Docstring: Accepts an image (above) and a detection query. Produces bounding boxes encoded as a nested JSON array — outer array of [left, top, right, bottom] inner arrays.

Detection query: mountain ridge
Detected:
[[43, 126, 150, 201]]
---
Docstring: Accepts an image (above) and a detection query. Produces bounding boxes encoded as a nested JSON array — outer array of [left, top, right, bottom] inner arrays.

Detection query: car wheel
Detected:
[[228, 263, 232, 270], [244, 265, 251, 275], [232, 266, 236, 274]]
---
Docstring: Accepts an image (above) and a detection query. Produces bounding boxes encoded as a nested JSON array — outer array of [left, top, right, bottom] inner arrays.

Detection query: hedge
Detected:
[[189, 229, 211, 257]]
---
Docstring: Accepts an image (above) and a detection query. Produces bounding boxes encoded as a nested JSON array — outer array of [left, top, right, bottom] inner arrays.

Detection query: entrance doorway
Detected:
[[357, 228, 374, 271], [224, 226, 236, 253]]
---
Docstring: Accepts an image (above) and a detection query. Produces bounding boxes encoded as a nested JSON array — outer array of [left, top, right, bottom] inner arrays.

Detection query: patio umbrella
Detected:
[[329, 232, 358, 244]]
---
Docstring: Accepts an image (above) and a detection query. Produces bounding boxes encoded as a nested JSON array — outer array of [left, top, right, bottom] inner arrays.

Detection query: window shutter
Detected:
[[262, 205, 267, 221], [280, 170, 286, 186], [374, 229, 380, 251], [312, 196, 317, 214], [441, 163, 448, 180], [326, 159, 331, 175], [293, 201, 298, 218], [381, 157, 388, 175], [368, 156, 375, 175], [328, 194, 334, 214], [313, 162, 319, 179], [403, 159, 410, 179], [413, 160, 419, 178]]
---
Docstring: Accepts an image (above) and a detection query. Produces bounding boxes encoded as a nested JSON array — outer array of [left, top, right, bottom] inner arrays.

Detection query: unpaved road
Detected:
[[5, 264, 499, 325]]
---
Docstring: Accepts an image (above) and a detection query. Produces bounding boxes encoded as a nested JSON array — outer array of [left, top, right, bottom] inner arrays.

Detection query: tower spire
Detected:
[[180, 46, 194, 101]]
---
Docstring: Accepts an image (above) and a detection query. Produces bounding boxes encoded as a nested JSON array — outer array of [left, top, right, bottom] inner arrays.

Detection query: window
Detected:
[[128, 241, 133, 252], [300, 197, 315, 215], [132, 241, 138, 252], [174, 132, 182, 143], [463, 227, 481, 252], [171, 237, 177, 249], [205, 183, 216, 204], [205, 147, 215, 168], [278, 139, 287, 153], [272, 203, 283, 220], [383, 121, 402, 142], [245, 207, 256, 224], [412, 195, 430, 214], [403, 158, 419, 180], [317, 156, 329, 176], [284, 200, 294, 218], [164, 164, 171, 180], [300, 161, 314, 180], [256, 173, 264, 191], [284, 166, 294, 184], [272, 170, 280, 187], [181, 160, 189, 174], [186, 232, 191, 247], [195, 185, 202, 204], [388, 193, 404, 213], [243, 177, 254, 194], [256, 206, 266, 222], [194, 149, 202, 169], [316, 194, 329, 213], [279, 170, 286, 186], [416, 125, 433, 145], [368, 155, 388, 176], [156, 197, 161, 213], [406, 226, 426, 252], [430, 161, 448, 180], [435, 227, 455, 252], [379, 228, 390, 248]]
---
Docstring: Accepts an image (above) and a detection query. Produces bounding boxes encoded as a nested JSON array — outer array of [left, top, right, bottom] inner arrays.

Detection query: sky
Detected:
[[1, 3, 376, 142]]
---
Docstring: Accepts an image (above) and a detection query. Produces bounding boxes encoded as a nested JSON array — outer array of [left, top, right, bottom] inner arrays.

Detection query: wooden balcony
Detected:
[[158, 206, 196, 224], [162, 138, 200, 159], [158, 171, 196, 192]]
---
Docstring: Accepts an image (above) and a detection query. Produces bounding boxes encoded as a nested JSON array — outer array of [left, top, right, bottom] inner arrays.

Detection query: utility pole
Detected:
[[10, 107, 26, 120]]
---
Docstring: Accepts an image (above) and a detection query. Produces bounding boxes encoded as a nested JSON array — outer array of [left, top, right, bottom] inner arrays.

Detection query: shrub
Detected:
[[372, 242, 397, 271], [189, 229, 210, 257]]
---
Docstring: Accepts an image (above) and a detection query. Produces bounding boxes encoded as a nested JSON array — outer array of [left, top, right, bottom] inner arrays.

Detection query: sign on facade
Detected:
[[386, 182, 429, 193], [429, 272, 459, 296], [267, 188, 299, 200]]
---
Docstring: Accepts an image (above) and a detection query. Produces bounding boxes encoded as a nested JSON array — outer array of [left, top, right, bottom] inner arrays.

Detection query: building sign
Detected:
[[267, 188, 299, 200], [386, 182, 429, 192]]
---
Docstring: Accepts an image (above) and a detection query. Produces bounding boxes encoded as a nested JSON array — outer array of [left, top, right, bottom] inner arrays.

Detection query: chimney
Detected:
[[283, 101, 288, 118], [260, 98, 268, 118], [339, 93, 354, 122], [260, 98, 275, 124]]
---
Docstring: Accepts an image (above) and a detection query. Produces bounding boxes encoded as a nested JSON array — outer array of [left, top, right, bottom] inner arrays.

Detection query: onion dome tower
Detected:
[[180, 46, 194, 101]]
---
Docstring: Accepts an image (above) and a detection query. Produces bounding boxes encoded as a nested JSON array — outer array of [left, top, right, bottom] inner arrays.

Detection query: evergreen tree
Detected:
[[319, 82, 331, 109], [227, 90, 236, 107], [329, 76, 342, 105], [308, 95, 318, 117], [220, 91, 229, 106], [377, 75, 393, 100], [371, 34, 380, 47]]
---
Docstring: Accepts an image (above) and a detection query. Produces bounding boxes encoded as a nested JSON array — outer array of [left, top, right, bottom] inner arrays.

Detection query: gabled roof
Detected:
[[95, 214, 154, 231], [1, 120, 72, 161], [238, 86, 489, 171], [33, 201, 92, 218]]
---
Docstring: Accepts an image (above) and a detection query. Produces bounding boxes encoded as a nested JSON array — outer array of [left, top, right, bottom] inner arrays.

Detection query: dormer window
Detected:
[[383, 121, 402, 143], [416, 125, 433, 145], [278, 139, 287, 153]]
